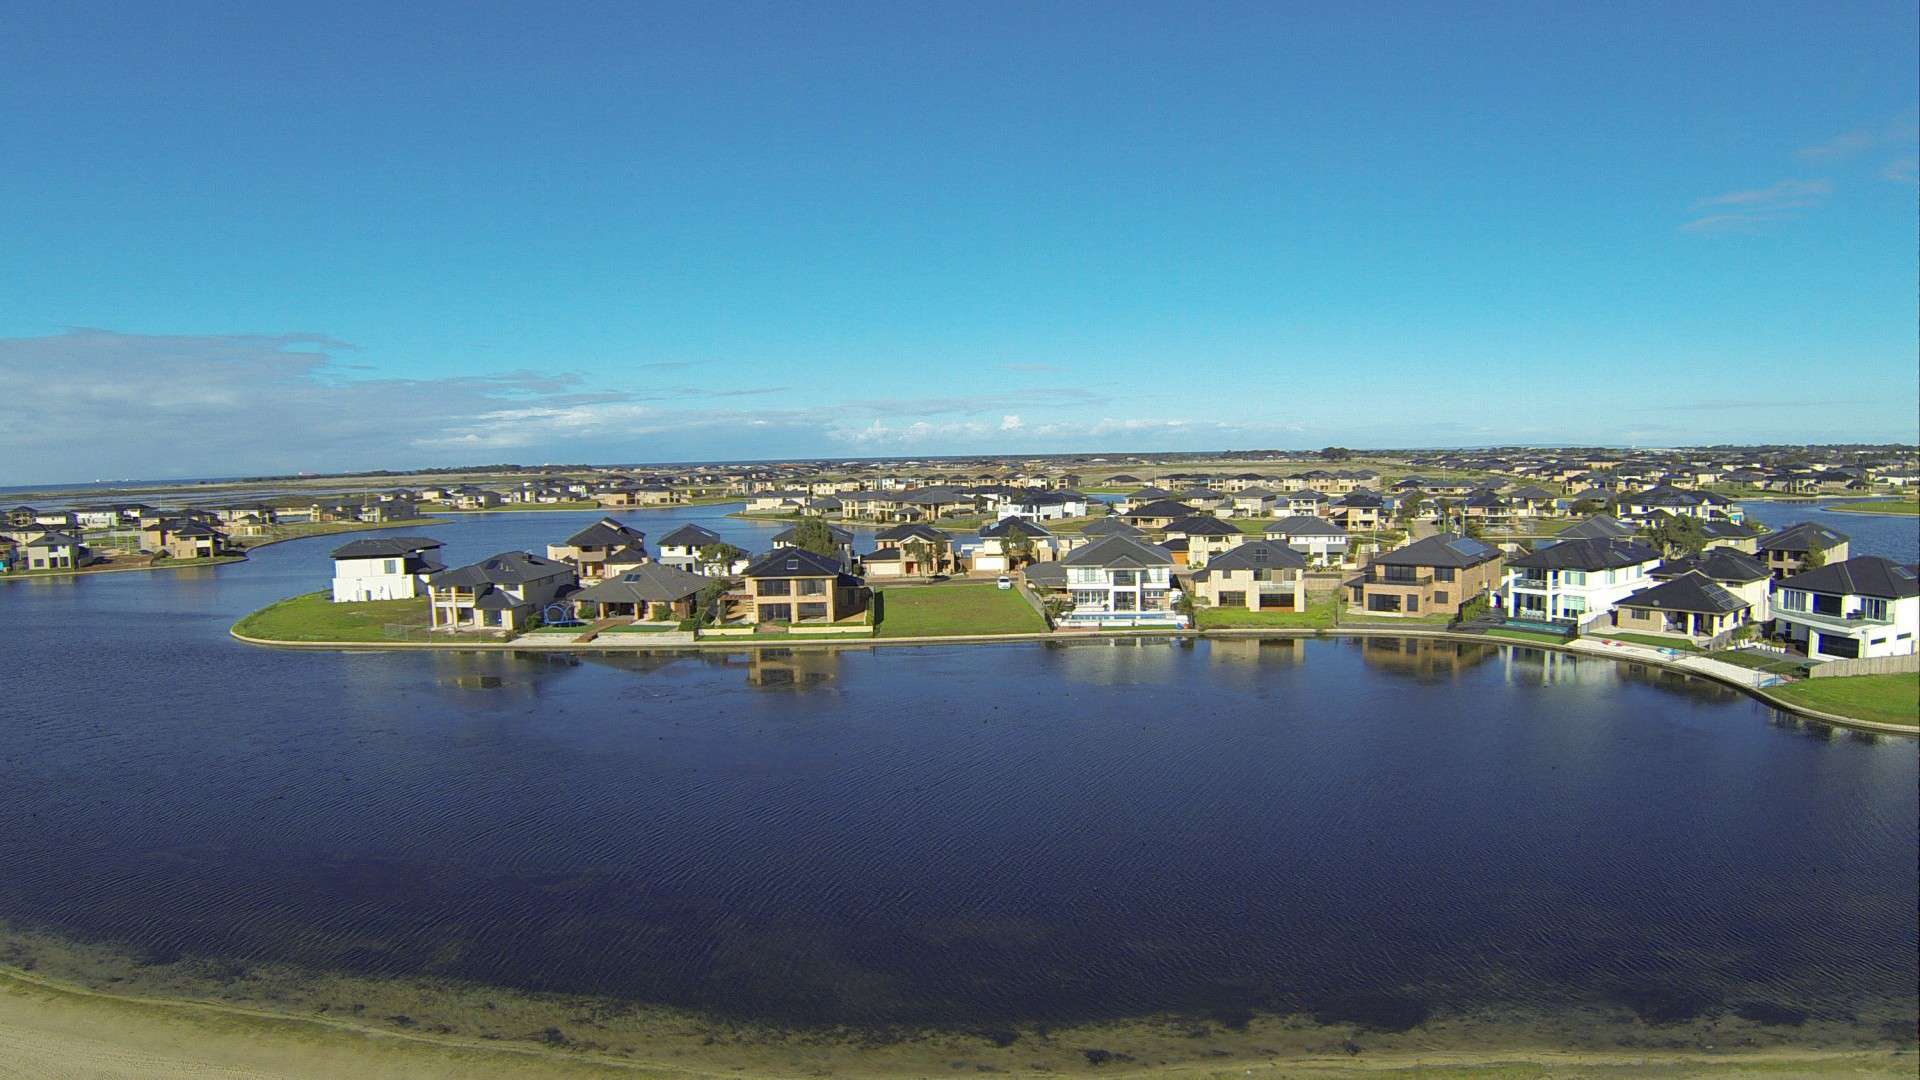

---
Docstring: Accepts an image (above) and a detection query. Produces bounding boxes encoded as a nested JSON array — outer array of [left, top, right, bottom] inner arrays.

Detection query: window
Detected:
[[1812, 594, 1843, 616], [1861, 598, 1888, 621], [1366, 594, 1402, 613], [1433, 591, 1448, 606], [1433, 567, 1455, 583], [796, 603, 829, 621], [1814, 633, 1859, 660], [384, 559, 400, 575], [1407, 596, 1420, 612], [1778, 590, 1807, 612], [797, 578, 827, 596], [759, 579, 792, 596], [758, 603, 792, 623], [1564, 570, 1586, 586]]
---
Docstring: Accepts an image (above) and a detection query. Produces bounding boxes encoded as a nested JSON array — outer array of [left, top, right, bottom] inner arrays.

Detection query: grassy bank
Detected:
[[875, 582, 1047, 637], [1763, 672, 1920, 729], [232, 592, 431, 643], [1, 553, 246, 581], [1195, 597, 1337, 629], [1482, 627, 1573, 646], [1589, 632, 1701, 652], [243, 517, 446, 548], [1823, 497, 1920, 515]]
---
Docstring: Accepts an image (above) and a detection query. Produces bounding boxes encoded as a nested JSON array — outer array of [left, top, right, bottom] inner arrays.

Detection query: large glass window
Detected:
[[759, 579, 792, 596], [797, 578, 827, 596], [797, 603, 829, 621]]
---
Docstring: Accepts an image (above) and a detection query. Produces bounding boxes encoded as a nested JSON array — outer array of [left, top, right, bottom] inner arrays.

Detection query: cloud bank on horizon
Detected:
[[1, 329, 1913, 485]]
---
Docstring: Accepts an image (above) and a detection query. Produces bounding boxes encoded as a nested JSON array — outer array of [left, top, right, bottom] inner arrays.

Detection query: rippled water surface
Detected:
[[0, 504, 1915, 1047]]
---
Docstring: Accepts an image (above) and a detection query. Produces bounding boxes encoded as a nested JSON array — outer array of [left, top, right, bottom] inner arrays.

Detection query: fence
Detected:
[[1809, 653, 1920, 679], [1013, 577, 1053, 629]]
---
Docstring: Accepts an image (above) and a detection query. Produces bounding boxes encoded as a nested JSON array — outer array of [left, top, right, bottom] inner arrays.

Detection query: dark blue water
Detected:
[[0, 504, 1914, 1039], [1738, 499, 1919, 562]]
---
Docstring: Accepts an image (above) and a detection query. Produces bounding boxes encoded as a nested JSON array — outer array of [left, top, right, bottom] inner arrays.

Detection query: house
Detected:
[[655, 523, 726, 568], [1610, 572, 1755, 644], [1756, 522, 1850, 579], [771, 523, 857, 569], [427, 551, 577, 633], [999, 490, 1090, 522], [151, 519, 229, 560], [1059, 535, 1183, 628], [1192, 540, 1309, 612], [1113, 487, 1173, 514], [1697, 520, 1762, 554], [546, 517, 648, 581], [972, 518, 1057, 573], [1162, 515, 1244, 568], [21, 530, 88, 570], [1228, 488, 1278, 517], [1649, 547, 1772, 622], [1771, 557, 1919, 661], [445, 487, 506, 510], [745, 491, 809, 514], [1329, 490, 1390, 530], [329, 536, 445, 602], [1501, 538, 1662, 626], [865, 523, 954, 578], [4, 506, 40, 529], [574, 563, 719, 623], [0, 535, 15, 573], [1119, 499, 1194, 530], [1346, 534, 1503, 618], [741, 547, 869, 625], [1558, 514, 1638, 542], [1265, 515, 1351, 567], [1282, 489, 1332, 517]]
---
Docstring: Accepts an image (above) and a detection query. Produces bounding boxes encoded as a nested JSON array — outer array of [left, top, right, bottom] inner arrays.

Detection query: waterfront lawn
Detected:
[[874, 582, 1047, 638], [602, 622, 678, 633], [246, 518, 444, 547], [1195, 597, 1337, 629], [1482, 627, 1570, 646], [233, 592, 429, 642], [1590, 632, 1701, 652], [1766, 673, 1920, 729], [1706, 650, 1807, 676], [1825, 497, 1920, 515]]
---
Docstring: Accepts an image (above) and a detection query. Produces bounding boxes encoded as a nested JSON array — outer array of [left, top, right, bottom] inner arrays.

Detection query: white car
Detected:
[[995, 575, 1013, 590]]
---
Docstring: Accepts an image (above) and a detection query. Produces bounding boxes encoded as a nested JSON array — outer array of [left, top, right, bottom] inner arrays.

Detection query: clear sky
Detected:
[[1, 1, 1915, 482]]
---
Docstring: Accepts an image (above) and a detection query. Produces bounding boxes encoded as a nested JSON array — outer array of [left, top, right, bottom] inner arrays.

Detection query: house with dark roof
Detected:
[[771, 522, 857, 570], [972, 518, 1057, 573], [427, 551, 577, 633], [546, 517, 649, 581], [574, 563, 719, 623], [329, 535, 445, 602], [1192, 540, 1308, 612], [1118, 499, 1195, 530], [1651, 548, 1772, 621], [1346, 534, 1503, 617], [1265, 515, 1352, 567], [741, 547, 868, 625], [1756, 522, 1850, 579], [1060, 535, 1183, 628], [866, 523, 954, 579], [1162, 515, 1245, 568], [655, 523, 726, 568], [1609, 571, 1755, 643], [1501, 538, 1661, 626], [20, 530, 88, 571], [1772, 556, 1919, 661], [140, 517, 231, 561]]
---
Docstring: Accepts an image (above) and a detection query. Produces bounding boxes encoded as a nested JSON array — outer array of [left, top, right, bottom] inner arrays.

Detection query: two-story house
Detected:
[[1059, 535, 1182, 628], [1771, 556, 1919, 661], [21, 530, 88, 571], [427, 551, 577, 633], [1609, 571, 1754, 644], [864, 523, 955, 579], [971, 518, 1059, 573], [1502, 538, 1663, 626], [574, 563, 719, 623], [546, 517, 648, 581], [329, 536, 446, 602], [771, 523, 857, 570], [1192, 540, 1308, 612], [1346, 534, 1503, 617], [1265, 515, 1352, 568], [1163, 515, 1244, 568], [741, 547, 869, 625], [1648, 547, 1772, 622], [1756, 522, 1850, 579]]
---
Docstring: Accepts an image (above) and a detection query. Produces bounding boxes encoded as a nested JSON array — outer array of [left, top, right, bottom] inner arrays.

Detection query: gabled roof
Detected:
[[876, 523, 947, 543], [1077, 517, 1143, 539], [574, 563, 717, 604], [1123, 499, 1194, 518], [1510, 538, 1659, 572], [1559, 515, 1638, 540], [430, 551, 574, 588], [1061, 534, 1174, 569], [743, 546, 846, 578], [24, 530, 82, 547], [1205, 540, 1307, 572], [657, 523, 722, 548], [1652, 548, 1768, 585], [1756, 521, 1849, 552], [1778, 556, 1919, 600], [1164, 515, 1240, 537], [563, 517, 646, 548], [1618, 571, 1749, 615], [771, 523, 854, 545], [980, 517, 1054, 539], [330, 536, 444, 559], [1372, 533, 1500, 569], [1266, 515, 1347, 538]]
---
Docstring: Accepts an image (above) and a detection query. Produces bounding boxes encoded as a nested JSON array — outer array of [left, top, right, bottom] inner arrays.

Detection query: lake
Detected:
[[0, 503, 1914, 1068]]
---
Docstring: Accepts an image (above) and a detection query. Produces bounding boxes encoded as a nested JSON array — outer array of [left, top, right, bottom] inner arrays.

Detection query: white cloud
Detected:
[[1000, 414, 1023, 431], [1681, 178, 1831, 233]]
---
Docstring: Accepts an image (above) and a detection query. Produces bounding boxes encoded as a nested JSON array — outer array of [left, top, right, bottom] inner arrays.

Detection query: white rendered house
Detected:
[[329, 536, 445, 602]]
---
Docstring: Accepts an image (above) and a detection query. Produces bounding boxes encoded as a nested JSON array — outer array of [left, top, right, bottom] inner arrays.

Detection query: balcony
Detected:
[[1358, 569, 1433, 587], [1781, 606, 1890, 630]]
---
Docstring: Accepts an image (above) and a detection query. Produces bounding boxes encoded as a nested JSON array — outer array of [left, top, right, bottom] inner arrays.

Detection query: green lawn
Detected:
[[233, 591, 430, 642], [1706, 650, 1807, 676], [601, 622, 679, 633], [1196, 597, 1337, 629], [1765, 673, 1920, 728], [1825, 497, 1920, 515], [874, 582, 1048, 637], [1482, 628, 1571, 646], [1590, 632, 1701, 652]]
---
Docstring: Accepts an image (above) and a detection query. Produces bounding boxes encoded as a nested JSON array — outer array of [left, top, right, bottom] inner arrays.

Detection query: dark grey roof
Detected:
[[1078, 517, 1143, 538], [1061, 534, 1174, 569], [1619, 571, 1749, 615], [1266, 515, 1347, 538], [1165, 515, 1240, 537], [657, 523, 722, 548], [743, 546, 846, 578], [979, 517, 1054, 539], [1124, 499, 1194, 518], [330, 535, 444, 559], [1372, 533, 1500, 569], [574, 563, 717, 604], [430, 551, 574, 588], [1204, 540, 1308, 571], [1510, 538, 1659, 572], [876, 523, 947, 543], [1778, 556, 1919, 600], [563, 517, 646, 548], [1023, 562, 1068, 587], [1756, 521, 1849, 552], [1560, 515, 1638, 540], [1652, 548, 1768, 585], [24, 530, 82, 547], [771, 523, 854, 545]]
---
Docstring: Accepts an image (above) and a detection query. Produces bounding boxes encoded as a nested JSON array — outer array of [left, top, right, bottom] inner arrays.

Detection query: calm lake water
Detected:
[[1738, 499, 1919, 561], [0, 503, 1915, 1050]]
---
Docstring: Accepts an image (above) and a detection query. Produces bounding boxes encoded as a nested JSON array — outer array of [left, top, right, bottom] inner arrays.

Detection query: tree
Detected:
[[1642, 513, 1706, 557], [1005, 523, 1037, 566], [692, 579, 732, 628], [697, 541, 746, 574], [788, 517, 839, 557], [904, 538, 942, 577], [1319, 446, 1353, 461], [1570, 498, 1606, 516], [1802, 544, 1827, 570], [1463, 517, 1486, 540]]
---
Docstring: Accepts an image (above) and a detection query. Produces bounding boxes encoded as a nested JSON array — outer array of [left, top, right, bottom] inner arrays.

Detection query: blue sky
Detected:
[[1, 1, 1915, 482]]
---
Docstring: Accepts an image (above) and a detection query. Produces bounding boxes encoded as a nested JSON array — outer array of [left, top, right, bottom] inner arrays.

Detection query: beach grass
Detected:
[[875, 582, 1047, 637], [1764, 673, 1920, 728], [232, 592, 429, 642]]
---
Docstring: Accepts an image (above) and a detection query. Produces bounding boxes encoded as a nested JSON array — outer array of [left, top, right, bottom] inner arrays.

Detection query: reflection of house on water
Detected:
[[1042, 634, 1187, 685], [745, 648, 839, 689], [431, 649, 580, 695], [1206, 636, 1307, 667], [1352, 636, 1497, 681]]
